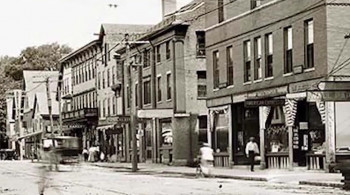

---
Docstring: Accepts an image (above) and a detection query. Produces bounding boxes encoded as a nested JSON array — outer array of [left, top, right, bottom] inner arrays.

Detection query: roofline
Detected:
[[59, 39, 101, 63]]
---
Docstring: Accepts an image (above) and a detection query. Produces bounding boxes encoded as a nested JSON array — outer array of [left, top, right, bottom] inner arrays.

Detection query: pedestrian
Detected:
[[100, 151, 105, 162], [82, 148, 88, 162], [31, 146, 35, 162], [245, 137, 259, 172], [199, 143, 214, 176]]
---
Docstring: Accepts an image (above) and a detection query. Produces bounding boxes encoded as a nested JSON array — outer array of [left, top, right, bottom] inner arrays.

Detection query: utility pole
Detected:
[[125, 33, 138, 172], [57, 73, 63, 135], [46, 77, 56, 148]]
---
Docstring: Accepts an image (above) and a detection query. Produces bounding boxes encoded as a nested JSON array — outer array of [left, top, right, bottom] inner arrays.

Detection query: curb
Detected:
[[299, 181, 343, 188], [92, 164, 268, 182]]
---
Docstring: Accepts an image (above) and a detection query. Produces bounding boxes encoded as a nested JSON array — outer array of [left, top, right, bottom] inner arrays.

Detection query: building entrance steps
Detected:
[[90, 162, 343, 188]]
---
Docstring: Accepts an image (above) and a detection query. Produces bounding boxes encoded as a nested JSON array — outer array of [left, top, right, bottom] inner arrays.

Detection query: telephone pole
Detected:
[[125, 33, 138, 172], [46, 77, 56, 147]]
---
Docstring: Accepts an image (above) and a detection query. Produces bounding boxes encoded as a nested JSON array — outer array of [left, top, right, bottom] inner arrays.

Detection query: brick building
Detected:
[[205, 0, 350, 171], [59, 40, 100, 149], [115, 0, 207, 166]]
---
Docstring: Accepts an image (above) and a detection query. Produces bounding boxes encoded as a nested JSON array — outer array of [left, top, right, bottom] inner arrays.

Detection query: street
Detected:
[[0, 161, 348, 195]]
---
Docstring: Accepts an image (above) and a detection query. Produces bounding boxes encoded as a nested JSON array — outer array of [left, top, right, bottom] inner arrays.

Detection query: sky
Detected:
[[0, 0, 192, 57]]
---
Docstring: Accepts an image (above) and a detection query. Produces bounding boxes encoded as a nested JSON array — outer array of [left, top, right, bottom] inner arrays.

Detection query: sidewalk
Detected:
[[90, 162, 344, 188]]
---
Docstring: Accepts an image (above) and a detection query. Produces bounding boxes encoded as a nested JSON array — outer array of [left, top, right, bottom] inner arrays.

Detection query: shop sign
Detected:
[[245, 99, 285, 107], [105, 128, 123, 135], [320, 91, 350, 101], [289, 79, 319, 93], [116, 115, 131, 123], [247, 86, 288, 99]]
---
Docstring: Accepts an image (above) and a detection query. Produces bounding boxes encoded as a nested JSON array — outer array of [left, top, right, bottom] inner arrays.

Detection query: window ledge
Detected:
[[253, 79, 263, 83], [213, 88, 219, 92], [157, 101, 162, 104], [243, 81, 252, 86], [196, 55, 206, 59], [227, 85, 234, 89], [304, 67, 315, 72], [143, 66, 151, 70], [283, 72, 293, 77], [265, 77, 274, 81], [197, 97, 207, 100], [166, 99, 172, 102], [143, 103, 151, 106]]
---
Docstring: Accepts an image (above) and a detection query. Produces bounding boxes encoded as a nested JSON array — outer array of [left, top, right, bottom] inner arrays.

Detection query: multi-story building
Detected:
[[95, 24, 151, 162], [115, 0, 207, 165], [21, 70, 59, 159], [59, 40, 100, 149], [205, 0, 350, 171]]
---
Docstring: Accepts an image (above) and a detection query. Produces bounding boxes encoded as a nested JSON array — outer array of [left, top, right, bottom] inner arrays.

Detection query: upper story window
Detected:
[[104, 43, 110, 65], [265, 33, 273, 78], [197, 71, 207, 99], [166, 41, 171, 60], [166, 73, 172, 100], [251, 0, 262, 9], [305, 19, 314, 69], [135, 83, 139, 108], [213, 50, 220, 89], [226, 46, 234, 86], [98, 72, 101, 90], [254, 37, 262, 80], [112, 66, 116, 85], [244, 40, 252, 82], [284, 26, 293, 74], [218, 0, 224, 23], [157, 76, 162, 102], [144, 49, 150, 68], [143, 78, 151, 105], [196, 31, 206, 57], [107, 68, 110, 87], [88, 63, 92, 80], [156, 45, 161, 63], [102, 70, 105, 89]]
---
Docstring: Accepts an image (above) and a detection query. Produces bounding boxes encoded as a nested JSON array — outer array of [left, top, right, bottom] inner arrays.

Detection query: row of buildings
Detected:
[[6, 0, 350, 171]]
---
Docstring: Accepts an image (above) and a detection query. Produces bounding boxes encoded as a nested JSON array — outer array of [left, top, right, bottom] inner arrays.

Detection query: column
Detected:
[[228, 105, 233, 168], [285, 98, 298, 170], [172, 38, 185, 113], [325, 101, 336, 172], [259, 106, 270, 169]]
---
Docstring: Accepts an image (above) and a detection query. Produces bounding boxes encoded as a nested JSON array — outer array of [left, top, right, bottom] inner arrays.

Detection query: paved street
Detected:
[[0, 161, 349, 195]]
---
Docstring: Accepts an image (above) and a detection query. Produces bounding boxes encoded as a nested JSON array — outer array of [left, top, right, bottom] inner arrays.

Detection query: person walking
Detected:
[[199, 143, 214, 176], [82, 148, 88, 162], [245, 137, 259, 172]]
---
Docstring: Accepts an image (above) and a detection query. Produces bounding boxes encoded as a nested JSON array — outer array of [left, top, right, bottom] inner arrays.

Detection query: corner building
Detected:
[[205, 0, 350, 171]]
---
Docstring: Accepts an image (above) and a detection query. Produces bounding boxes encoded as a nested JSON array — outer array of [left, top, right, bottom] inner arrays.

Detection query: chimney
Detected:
[[162, 0, 177, 18]]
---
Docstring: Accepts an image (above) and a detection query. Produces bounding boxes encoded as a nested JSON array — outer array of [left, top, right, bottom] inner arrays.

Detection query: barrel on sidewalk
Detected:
[[335, 161, 350, 190]]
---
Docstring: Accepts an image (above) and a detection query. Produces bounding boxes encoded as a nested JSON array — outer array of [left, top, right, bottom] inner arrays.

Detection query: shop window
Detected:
[[161, 121, 172, 146], [335, 103, 350, 152], [213, 110, 229, 153], [266, 106, 288, 153]]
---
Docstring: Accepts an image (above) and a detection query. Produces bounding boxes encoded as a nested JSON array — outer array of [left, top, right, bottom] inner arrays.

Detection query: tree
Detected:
[[4, 43, 72, 80]]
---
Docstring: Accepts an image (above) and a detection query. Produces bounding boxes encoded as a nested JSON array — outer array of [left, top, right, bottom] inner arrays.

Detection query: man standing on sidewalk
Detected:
[[245, 137, 259, 172]]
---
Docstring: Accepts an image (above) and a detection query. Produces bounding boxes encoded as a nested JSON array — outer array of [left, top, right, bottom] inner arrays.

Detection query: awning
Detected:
[[138, 109, 173, 118], [18, 131, 43, 140]]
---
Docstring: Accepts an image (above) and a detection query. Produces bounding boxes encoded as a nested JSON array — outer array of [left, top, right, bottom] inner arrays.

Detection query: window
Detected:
[[213, 51, 220, 88], [127, 86, 130, 108], [88, 63, 92, 80], [284, 26, 293, 74], [143, 79, 151, 105], [157, 76, 162, 102], [254, 37, 262, 80], [251, 0, 261, 9], [107, 97, 110, 116], [305, 19, 314, 69], [98, 72, 101, 90], [135, 83, 139, 107], [107, 69, 110, 87], [166, 73, 171, 100], [112, 97, 116, 115], [244, 40, 252, 82], [198, 116, 208, 144], [103, 99, 106, 117], [98, 100, 101, 117], [197, 71, 207, 98], [156, 45, 161, 63], [166, 41, 171, 59], [104, 43, 109, 65], [92, 60, 95, 78], [265, 33, 273, 78], [72, 69, 75, 86], [102, 71, 105, 88], [196, 31, 206, 57], [144, 49, 150, 68], [85, 64, 88, 81], [218, 0, 224, 23], [226, 46, 234, 86], [112, 66, 116, 85]]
